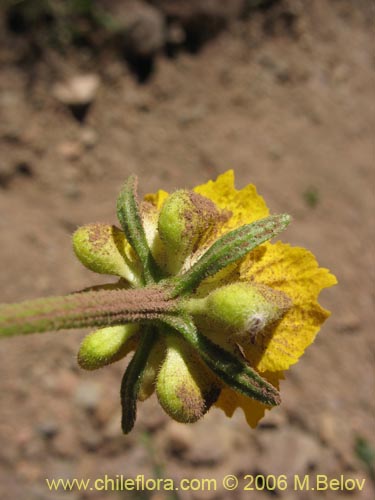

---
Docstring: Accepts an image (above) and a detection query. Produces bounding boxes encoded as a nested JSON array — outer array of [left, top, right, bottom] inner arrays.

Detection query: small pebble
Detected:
[[53, 74, 100, 107], [74, 381, 101, 412]]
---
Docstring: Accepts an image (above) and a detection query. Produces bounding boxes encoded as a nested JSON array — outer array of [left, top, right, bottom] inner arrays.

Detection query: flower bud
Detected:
[[156, 335, 220, 423], [78, 324, 138, 370], [157, 190, 220, 274], [192, 283, 291, 339], [137, 341, 165, 402], [139, 201, 167, 271], [73, 224, 140, 285]]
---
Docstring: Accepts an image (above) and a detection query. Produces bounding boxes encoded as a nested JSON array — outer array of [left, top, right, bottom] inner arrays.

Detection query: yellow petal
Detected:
[[215, 371, 284, 427], [194, 170, 269, 232], [239, 241, 337, 372], [144, 189, 169, 210]]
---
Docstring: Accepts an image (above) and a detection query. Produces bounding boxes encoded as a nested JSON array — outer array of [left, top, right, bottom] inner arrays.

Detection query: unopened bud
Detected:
[[137, 340, 165, 402], [158, 190, 220, 274], [189, 283, 291, 339], [73, 224, 140, 285], [78, 324, 138, 370], [156, 335, 220, 423]]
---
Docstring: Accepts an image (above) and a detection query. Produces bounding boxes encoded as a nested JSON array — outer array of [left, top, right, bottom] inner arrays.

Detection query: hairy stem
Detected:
[[0, 287, 177, 337]]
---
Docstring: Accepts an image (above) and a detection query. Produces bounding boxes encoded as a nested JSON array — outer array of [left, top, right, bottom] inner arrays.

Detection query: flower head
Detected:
[[71, 171, 336, 431]]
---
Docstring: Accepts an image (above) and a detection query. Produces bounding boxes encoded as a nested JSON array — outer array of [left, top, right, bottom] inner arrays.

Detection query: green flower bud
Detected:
[[156, 335, 220, 423], [73, 224, 141, 285], [140, 201, 167, 272], [78, 324, 138, 370], [137, 340, 165, 402], [158, 190, 220, 274], [187, 283, 292, 340]]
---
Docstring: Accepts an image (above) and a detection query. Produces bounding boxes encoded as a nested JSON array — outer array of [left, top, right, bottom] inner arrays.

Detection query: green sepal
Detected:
[[168, 214, 291, 297], [160, 314, 281, 407], [116, 176, 163, 285], [120, 327, 158, 434]]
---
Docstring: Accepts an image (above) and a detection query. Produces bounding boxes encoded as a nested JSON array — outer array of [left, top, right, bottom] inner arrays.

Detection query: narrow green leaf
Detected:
[[160, 314, 281, 407], [120, 327, 157, 434], [116, 175, 162, 285], [169, 214, 290, 296]]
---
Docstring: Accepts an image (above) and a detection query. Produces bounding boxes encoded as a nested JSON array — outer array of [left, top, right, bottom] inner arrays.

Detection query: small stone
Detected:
[[331, 63, 351, 84], [53, 427, 77, 458], [0, 161, 33, 188], [95, 393, 118, 427], [338, 312, 361, 333], [258, 55, 290, 83], [79, 426, 102, 451], [74, 381, 101, 412], [1, 129, 21, 143], [36, 420, 59, 440], [318, 412, 336, 445], [53, 74, 100, 107], [63, 182, 81, 200], [15, 427, 34, 448], [165, 421, 192, 454], [57, 141, 83, 161], [80, 128, 98, 149], [178, 105, 207, 126], [123, 2, 165, 57], [108, 1, 165, 57], [257, 407, 286, 429], [103, 410, 122, 440], [17, 461, 42, 482], [55, 369, 79, 397], [137, 397, 168, 432]]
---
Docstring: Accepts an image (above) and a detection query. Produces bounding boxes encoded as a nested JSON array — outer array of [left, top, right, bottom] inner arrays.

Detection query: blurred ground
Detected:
[[0, 1, 374, 499]]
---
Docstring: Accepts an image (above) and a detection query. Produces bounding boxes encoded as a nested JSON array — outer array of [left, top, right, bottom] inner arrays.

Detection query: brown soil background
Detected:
[[0, 1, 374, 499]]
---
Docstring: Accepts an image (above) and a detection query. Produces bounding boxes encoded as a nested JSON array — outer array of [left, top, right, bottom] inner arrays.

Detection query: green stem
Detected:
[[0, 287, 176, 337], [181, 297, 207, 315]]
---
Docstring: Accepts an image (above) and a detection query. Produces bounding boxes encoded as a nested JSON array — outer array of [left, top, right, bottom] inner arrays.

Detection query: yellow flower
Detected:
[[147, 170, 337, 426], [0, 171, 337, 433]]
